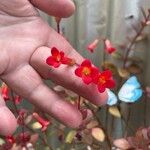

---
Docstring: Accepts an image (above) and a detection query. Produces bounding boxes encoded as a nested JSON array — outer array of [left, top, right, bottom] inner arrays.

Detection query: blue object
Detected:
[[107, 76, 143, 105], [107, 89, 118, 106]]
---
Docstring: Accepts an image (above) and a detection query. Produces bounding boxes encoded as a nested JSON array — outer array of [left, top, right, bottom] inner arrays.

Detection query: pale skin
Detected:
[[0, 0, 107, 136]]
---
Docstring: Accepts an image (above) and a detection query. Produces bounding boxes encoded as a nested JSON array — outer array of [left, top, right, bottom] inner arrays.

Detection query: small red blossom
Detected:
[[93, 70, 115, 93], [46, 47, 73, 68], [87, 39, 99, 53], [15, 95, 22, 105], [16, 132, 30, 144], [5, 135, 15, 144], [32, 113, 50, 132], [104, 39, 116, 54], [75, 59, 99, 84], [1, 83, 9, 101]]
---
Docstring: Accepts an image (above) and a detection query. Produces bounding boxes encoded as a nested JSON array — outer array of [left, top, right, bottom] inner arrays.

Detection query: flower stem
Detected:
[[77, 96, 81, 110], [84, 102, 112, 149], [123, 11, 150, 68]]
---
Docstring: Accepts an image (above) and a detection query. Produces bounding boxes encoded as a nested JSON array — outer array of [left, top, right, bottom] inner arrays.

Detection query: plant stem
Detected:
[[57, 23, 60, 34], [77, 96, 81, 110], [123, 11, 150, 68], [84, 102, 112, 149], [124, 104, 131, 138], [26, 125, 53, 150], [143, 94, 148, 127], [10, 90, 19, 115]]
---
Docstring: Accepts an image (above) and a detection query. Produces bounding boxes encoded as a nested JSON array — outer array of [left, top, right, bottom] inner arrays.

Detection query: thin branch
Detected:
[[123, 11, 150, 68], [84, 102, 112, 150]]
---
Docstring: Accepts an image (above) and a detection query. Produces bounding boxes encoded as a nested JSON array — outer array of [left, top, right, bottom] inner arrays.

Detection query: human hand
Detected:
[[0, 0, 107, 135]]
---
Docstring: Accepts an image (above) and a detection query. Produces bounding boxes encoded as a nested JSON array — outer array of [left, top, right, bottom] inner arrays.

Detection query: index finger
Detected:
[[30, 0, 75, 17]]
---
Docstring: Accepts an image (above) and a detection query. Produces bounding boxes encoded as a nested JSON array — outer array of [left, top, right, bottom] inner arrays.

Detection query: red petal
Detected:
[[81, 59, 91, 67], [92, 74, 100, 84], [60, 51, 65, 58], [91, 67, 99, 78], [101, 70, 112, 79], [107, 47, 116, 54], [75, 67, 82, 77], [53, 62, 61, 68], [51, 47, 59, 57], [105, 80, 115, 88], [61, 57, 71, 64], [104, 39, 116, 54], [87, 39, 99, 53], [97, 85, 106, 93], [46, 57, 61, 68], [82, 76, 92, 84], [46, 57, 56, 65]]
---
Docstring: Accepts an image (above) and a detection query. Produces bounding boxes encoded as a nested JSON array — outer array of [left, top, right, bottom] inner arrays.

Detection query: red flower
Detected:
[[15, 95, 22, 105], [5, 135, 15, 144], [75, 59, 99, 84], [32, 113, 50, 132], [46, 47, 74, 68], [104, 39, 116, 54], [93, 70, 115, 93], [1, 83, 9, 101], [87, 39, 99, 53]]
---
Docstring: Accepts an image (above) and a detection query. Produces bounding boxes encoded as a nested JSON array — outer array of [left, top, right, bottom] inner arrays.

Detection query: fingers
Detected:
[[30, 33, 108, 106], [0, 94, 17, 136], [30, 0, 75, 18], [1, 65, 82, 128]]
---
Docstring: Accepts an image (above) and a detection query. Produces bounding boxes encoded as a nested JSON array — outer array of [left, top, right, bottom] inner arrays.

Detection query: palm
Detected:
[[0, 0, 107, 136], [0, 1, 50, 73]]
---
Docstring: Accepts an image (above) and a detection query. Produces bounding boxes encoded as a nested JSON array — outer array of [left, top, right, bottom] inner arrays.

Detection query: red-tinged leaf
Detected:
[[113, 138, 131, 149], [30, 134, 39, 144], [86, 120, 99, 129]]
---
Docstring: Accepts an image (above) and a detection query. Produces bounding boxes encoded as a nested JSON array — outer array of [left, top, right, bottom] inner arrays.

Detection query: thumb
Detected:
[[0, 94, 17, 136], [30, 0, 75, 17]]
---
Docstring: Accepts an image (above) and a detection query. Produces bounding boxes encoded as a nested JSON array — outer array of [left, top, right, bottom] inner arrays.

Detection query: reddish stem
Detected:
[[77, 96, 81, 110], [123, 11, 150, 68], [57, 23, 60, 34]]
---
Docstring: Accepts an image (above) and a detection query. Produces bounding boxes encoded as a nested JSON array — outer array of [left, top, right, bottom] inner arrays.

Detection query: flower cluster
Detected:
[[46, 47, 115, 93], [75, 59, 115, 93], [87, 39, 116, 54]]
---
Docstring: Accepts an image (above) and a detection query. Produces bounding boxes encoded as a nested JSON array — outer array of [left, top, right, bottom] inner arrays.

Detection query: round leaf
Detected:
[[113, 138, 131, 149], [118, 68, 130, 78], [127, 64, 142, 74], [31, 122, 42, 130], [91, 127, 105, 142], [109, 106, 121, 118]]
